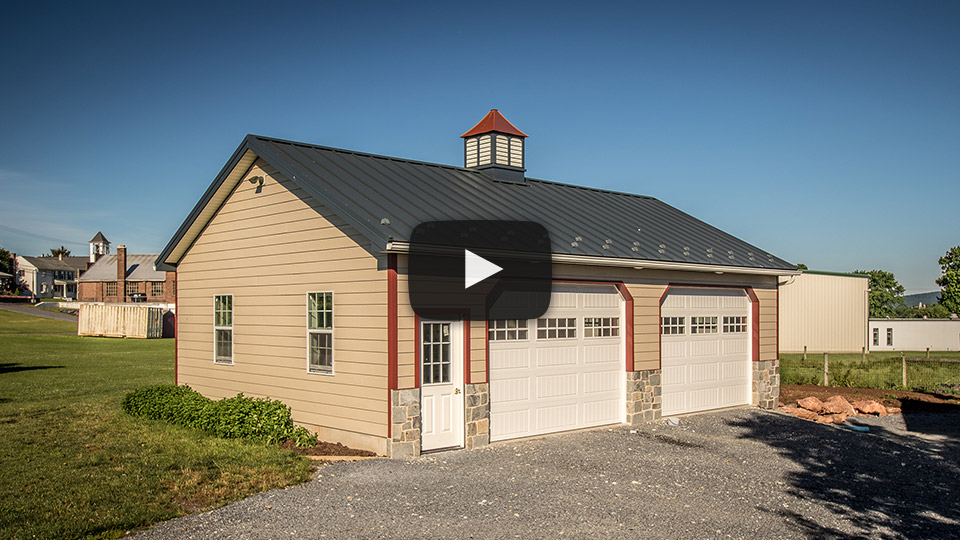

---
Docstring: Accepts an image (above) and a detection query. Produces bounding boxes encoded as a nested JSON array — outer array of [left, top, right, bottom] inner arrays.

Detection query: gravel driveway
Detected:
[[137, 408, 960, 539]]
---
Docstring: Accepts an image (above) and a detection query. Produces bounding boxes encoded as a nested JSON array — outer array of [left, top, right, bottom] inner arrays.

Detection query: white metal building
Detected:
[[778, 271, 869, 353], [869, 318, 960, 352]]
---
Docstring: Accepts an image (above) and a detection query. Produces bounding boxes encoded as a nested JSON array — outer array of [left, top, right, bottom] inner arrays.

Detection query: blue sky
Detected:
[[1, 1, 957, 294]]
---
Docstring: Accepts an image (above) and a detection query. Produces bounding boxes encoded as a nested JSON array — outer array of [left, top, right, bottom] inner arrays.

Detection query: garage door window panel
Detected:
[[489, 319, 529, 341], [691, 316, 718, 334], [537, 318, 577, 339], [584, 317, 619, 338], [723, 316, 747, 333], [661, 317, 685, 335]]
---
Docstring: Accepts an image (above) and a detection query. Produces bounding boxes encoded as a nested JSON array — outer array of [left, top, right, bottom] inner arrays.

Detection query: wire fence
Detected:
[[781, 351, 960, 395]]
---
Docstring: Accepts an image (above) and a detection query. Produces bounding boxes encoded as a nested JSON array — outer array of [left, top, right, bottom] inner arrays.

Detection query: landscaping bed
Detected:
[[279, 439, 378, 457], [781, 383, 960, 413]]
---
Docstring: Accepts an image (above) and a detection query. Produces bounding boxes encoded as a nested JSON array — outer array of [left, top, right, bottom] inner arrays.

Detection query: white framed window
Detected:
[[150, 282, 164, 297], [886, 328, 893, 347], [872, 328, 879, 346], [489, 319, 529, 341], [214, 295, 233, 365], [723, 316, 747, 333], [584, 317, 619, 338], [307, 292, 333, 374], [105, 282, 117, 296], [661, 317, 685, 335], [125, 282, 138, 296], [536, 317, 577, 339], [691, 316, 718, 334]]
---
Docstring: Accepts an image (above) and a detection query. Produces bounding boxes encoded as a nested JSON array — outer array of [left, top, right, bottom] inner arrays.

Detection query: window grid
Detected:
[[691, 316, 718, 334], [723, 316, 747, 333], [873, 328, 879, 346], [125, 282, 138, 296], [661, 317, 685, 335], [887, 328, 893, 346], [214, 295, 233, 364], [422, 323, 451, 385], [307, 292, 333, 374], [105, 282, 117, 297], [584, 317, 620, 338], [536, 318, 577, 339], [489, 319, 529, 341], [150, 282, 164, 297]]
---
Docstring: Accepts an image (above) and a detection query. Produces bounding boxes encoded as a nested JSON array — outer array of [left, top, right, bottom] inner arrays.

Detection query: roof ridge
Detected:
[[248, 134, 487, 175]]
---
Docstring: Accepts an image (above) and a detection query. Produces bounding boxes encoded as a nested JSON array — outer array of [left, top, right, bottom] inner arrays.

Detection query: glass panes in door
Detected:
[[422, 322, 452, 385]]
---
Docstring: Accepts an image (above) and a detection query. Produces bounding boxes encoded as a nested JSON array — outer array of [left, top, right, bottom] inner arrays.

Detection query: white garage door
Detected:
[[489, 285, 625, 442], [661, 288, 751, 416]]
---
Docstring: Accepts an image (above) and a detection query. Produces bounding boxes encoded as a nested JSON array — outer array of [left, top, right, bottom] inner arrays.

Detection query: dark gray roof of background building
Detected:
[[90, 231, 109, 243], [19, 256, 75, 272], [159, 135, 796, 271], [79, 254, 166, 282]]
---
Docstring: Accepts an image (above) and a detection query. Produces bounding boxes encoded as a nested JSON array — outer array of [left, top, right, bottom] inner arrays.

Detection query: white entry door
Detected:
[[489, 285, 625, 442], [660, 288, 751, 416], [420, 320, 464, 451]]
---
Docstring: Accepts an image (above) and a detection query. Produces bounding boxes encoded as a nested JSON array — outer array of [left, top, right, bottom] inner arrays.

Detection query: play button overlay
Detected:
[[408, 220, 552, 320], [464, 249, 502, 289]]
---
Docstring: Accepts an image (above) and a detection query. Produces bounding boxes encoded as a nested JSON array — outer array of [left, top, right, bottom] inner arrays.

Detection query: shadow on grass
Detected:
[[0, 363, 64, 374], [729, 412, 960, 538]]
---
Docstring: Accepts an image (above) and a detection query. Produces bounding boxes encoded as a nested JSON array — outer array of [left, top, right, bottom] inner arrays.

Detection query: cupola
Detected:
[[461, 109, 527, 182]]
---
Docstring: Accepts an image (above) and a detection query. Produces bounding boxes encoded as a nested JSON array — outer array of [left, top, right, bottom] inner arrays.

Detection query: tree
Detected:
[[854, 269, 905, 318], [936, 246, 960, 314], [892, 303, 951, 319], [796, 263, 808, 271], [0, 247, 14, 293], [50, 246, 71, 257]]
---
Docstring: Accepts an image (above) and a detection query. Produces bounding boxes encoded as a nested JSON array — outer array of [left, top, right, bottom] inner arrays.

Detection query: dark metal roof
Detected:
[[19, 256, 75, 272], [158, 134, 796, 272], [90, 231, 108, 243]]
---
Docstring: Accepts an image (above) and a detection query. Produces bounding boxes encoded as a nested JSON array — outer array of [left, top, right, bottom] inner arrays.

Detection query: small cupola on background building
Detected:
[[89, 231, 110, 263], [461, 109, 527, 182]]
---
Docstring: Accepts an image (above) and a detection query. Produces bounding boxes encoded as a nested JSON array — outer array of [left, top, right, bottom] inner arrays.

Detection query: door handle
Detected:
[[454, 388, 461, 394]]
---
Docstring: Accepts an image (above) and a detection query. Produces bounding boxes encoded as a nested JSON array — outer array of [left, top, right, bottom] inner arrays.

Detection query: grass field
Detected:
[[0, 309, 312, 539], [781, 350, 960, 393]]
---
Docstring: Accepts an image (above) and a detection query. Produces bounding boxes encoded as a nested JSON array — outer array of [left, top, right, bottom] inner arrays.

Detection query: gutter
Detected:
[[383, 241, 799, 277]]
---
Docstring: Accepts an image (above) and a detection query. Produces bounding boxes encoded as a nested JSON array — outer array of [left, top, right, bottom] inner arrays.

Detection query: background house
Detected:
[[158, 110, 796, 457], [778, 270, 869, 353], [15, 255, 79, 299]]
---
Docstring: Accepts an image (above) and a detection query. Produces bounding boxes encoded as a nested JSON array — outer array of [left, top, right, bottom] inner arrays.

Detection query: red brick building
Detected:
[[77, 244, 175, 303]]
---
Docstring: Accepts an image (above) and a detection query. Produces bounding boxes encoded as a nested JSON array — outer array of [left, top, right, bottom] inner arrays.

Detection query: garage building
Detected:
[[157, 110, 797, 457]]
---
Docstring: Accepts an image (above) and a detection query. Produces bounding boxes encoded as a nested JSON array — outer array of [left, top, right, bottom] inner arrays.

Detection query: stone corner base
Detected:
[[465, 383, 490, 450], [389, 388, 421, 458], [753, 358, 780, 410], [626, 369, 662, 425]]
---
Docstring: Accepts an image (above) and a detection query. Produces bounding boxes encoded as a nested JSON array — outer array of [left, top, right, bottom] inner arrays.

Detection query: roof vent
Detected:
[[461, 109, 527, 182]]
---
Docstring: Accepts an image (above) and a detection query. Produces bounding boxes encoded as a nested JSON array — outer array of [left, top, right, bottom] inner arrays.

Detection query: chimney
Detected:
[[461, 109, 527, 182], [117, 245, 127, 300]]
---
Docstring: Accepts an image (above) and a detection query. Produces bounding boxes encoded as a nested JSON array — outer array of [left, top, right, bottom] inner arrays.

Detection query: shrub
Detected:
[[122, 385, 318, 447]]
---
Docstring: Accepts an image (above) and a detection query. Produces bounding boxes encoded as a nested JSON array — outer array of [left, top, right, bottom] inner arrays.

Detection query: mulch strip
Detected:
[[280, 440, 378, 457], [780, 384, 960, 413]]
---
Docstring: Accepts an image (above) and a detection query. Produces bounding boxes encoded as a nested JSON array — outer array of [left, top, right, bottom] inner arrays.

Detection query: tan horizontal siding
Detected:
[[177, 159, 388, 439]]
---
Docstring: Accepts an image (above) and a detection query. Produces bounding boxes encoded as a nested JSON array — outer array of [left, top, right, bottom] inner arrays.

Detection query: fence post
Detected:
[[803, 346, 807, 361], [901, 353, 907, 388], [926, 347, 930, 359], [861, 346, 866, 364], [823, 352, 829, 386]]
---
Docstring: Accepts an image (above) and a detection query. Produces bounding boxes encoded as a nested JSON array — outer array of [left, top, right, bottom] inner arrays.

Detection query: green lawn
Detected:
[[0, 311, 313, 539], [781, 350, 960, 393]]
